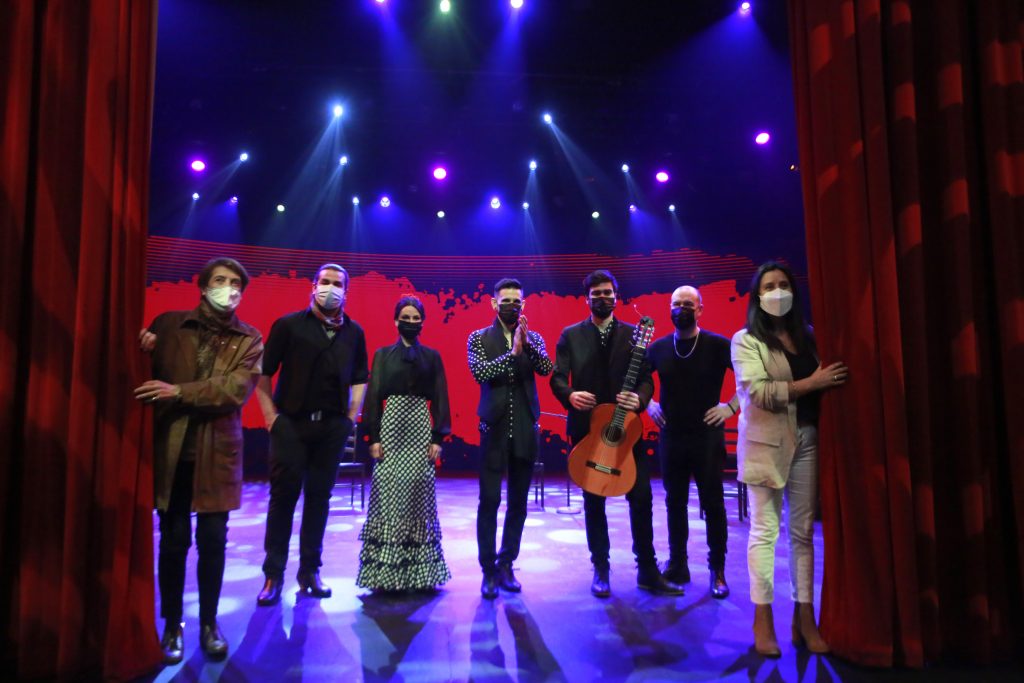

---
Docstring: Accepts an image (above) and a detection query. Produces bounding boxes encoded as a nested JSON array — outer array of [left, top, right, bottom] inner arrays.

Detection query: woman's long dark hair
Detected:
[[746, 261, 815, 354]]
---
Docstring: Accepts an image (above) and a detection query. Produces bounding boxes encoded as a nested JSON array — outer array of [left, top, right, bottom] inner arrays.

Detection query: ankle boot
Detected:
[[792, 602, 830, 653], [752, 603, 781, 658]]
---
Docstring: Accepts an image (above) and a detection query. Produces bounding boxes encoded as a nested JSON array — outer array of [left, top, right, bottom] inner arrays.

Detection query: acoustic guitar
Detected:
[[567, 317, 655, 497]]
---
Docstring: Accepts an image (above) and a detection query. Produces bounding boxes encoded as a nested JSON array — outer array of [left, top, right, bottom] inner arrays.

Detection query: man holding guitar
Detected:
[[551, 270, 684, 597]]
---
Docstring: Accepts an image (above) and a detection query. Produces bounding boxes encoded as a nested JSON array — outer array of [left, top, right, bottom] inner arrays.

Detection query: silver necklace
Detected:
[[672, 329, 699, 359]]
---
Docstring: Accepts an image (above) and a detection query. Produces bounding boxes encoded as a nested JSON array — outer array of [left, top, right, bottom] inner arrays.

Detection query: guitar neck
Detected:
[[610, 342, 647, 429]]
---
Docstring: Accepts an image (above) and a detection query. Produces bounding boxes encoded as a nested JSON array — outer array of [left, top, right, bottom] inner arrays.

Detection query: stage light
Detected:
[[591, 211, 600, 219], [655, 171, 670, 183], [352, 196, 360, 206], [437, 210, 446, 218], [439, 0, 451, 13], [621, 163, 630, 173], [190, 160, 206, 172], [239, 152, 249, 162], [192, 192, 200, 200], [433, 166, 447, 180], [276, 204, 285, 212], [739, 2, 752, 14], [755, 131, 771, 145], [529, 160, 537, 170], [511, 0, 524, 8], [375, 0, 386, 3], [339, 155, 349, 166], [629, 204, 637, 213], [490, 197, 501, 209], [542, 113, 553, 125], [522, 202, 530, 210], [230, 196, 239, 205], [669, 204, 676, 212], [379, 196, 391, 208], [332, 104, 344, 118]]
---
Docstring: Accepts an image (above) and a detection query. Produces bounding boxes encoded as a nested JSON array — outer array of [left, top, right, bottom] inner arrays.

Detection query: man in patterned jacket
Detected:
[[467, 277, 553, 598]]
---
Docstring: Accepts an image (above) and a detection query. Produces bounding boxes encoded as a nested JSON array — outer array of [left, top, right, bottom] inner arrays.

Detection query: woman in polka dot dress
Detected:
[[357, 295, 452, 591]]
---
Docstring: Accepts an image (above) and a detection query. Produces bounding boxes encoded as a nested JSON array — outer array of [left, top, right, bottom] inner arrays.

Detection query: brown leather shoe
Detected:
[[257, 576, 283, 606], [753, 603, 781, 658], [297, 569, 332, 598], [792, 602, 830, 653], [160, 621, 184, 665]]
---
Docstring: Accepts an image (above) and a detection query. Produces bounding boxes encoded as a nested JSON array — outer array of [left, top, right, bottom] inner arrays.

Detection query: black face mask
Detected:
[[497, 303, 522, 327], [589, 297, 616, 320], [397, 320, 422, 341], [671, 307, 696, 330]]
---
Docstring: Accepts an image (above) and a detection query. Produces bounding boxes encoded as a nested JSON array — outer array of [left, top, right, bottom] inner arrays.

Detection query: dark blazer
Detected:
[[550, 317, 654, 442], [148, 306, 263, 513], [467, 319, 552, 425]]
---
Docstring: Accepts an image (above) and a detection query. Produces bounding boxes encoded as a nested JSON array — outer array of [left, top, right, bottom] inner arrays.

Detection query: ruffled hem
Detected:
[[359, 516, 443, 545], [356, 541, 452, 590]]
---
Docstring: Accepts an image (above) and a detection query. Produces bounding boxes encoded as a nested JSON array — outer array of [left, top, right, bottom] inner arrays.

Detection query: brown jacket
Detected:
[[149, 305, 263, 512]]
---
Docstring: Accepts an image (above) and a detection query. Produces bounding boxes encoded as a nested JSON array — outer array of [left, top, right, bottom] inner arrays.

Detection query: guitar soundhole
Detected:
[[603, 425, 624, 444]]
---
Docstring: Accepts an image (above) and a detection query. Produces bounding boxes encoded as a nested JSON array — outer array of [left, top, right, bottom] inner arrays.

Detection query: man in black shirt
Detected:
[[646, 285, 738, 599], [255, 263, 369, 605], [468, 278, 553, 599], [551, 270, 683, 598]]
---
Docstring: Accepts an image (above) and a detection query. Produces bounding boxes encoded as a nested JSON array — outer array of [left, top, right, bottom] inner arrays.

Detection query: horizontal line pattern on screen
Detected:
[[147, 236, 764, 295]]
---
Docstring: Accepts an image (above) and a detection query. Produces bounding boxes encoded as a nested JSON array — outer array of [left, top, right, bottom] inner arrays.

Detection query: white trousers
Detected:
[[747, 424, 818, 604]]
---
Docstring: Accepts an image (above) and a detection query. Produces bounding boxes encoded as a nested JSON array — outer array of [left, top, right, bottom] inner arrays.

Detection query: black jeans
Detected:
[[578, 437, 657, 572], [476, 426, 536, 574], [659, 428, 728, 569], [262, 413, 352, 579], [158, 460, 229, 624]]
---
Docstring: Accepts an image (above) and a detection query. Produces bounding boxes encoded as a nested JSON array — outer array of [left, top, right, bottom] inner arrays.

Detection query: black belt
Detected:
[[290, 410, 344, 422]]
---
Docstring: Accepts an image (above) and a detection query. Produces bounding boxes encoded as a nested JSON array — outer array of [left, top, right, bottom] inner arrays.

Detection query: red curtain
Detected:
[[0, 1, 161, 679], [788, 0, 1024, 667]]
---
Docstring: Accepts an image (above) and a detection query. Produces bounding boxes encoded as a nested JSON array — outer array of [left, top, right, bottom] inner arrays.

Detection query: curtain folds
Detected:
[[0, 1, 161, 679], [788, 0, 1023, 667]]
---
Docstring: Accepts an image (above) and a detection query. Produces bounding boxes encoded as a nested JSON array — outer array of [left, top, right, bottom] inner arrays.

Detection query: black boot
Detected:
[[710, 567, 730, 599], [660, 557, 691, 585], [199, 620, 228, 660], [480, 573, 499, 599], [637, 564, 685, 595], [297, 569, 332, 598], [495, 562, 522, 592], [590, 566, 611, 598], [160, 620, 184, 665], [256, 576, 283, 606]]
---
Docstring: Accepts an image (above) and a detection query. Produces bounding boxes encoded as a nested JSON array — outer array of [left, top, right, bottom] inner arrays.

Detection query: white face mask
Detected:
[[205, 286, 241, 313], [759, 288, 794, 317], [315, 284, 345, 310]]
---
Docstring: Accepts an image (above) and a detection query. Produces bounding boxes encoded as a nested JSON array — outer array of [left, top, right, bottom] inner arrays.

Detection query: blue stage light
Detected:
[[529, 160, 537, 170], [333, 104, 344, 118], [379, 196, 391, 208], [437, 210, 445, 218], [739, 2, 752, 14], [669, 204, 676, 212], [621, 163, 630, 173], [239, 152, 249, 162], [439, 0, 451, 13], [192, 192, 199, 200], [490, 197, 501, 210], [542, 113, 552, 125], [591, 211, 600, 219], [629, 204, 637, 213], [230, 196, 239, 205], [511, 0, 524, 8], [522, 202, 530, 210], [339, 155, 349, 166], [352, 196, 360, 206]]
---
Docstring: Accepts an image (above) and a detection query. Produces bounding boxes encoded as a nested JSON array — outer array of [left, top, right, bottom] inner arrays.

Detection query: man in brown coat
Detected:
[[135, 257, 263, 664]]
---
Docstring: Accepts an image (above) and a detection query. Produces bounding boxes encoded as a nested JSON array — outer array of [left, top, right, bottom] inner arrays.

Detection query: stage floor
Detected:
[[142, 476, 1021, 683]]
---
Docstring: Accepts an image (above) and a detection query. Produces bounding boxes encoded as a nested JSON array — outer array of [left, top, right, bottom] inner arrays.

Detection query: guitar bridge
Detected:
[[586, 461, 622, 476]]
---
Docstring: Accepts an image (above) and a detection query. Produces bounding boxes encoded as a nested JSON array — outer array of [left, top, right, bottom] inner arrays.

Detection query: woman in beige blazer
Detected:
[[731, 262, 847, 657]]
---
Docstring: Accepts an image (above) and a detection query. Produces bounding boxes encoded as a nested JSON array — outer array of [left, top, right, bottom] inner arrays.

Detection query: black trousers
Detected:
[[476, 425, 536, 573], [262, 413, 352, 579], [659, 428, 728, 569], [158, 460, 229, 624], [577, 436, 657, 571]]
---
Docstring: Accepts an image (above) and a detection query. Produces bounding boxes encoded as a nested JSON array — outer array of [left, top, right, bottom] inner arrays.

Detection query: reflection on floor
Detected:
[[139, 476, 1016, 683]]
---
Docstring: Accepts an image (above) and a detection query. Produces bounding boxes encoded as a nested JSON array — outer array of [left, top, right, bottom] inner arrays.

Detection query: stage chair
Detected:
[[532, 456, 545, 508], [335, 424, 366, 509]]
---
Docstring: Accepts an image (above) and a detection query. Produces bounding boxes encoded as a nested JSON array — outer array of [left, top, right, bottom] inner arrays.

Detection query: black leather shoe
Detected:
[[637, 566, 685, 595], [660, 558, 691, 585], [591, 567, 611, 598], [710, 568, 730, 599], [200, 621, 228, 660], [160, 621, 184, 665], [257, 576, 283, 606], [297, 570, 332, 598], [495, 562, 522, 592], [481, 573, 499, 599]]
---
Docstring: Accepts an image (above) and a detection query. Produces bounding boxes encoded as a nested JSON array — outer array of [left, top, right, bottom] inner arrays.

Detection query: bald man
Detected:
[[645, 286, 738, 599]]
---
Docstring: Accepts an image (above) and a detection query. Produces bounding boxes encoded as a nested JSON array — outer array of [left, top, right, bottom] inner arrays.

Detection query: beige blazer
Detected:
[[730, 328, 801, 489]]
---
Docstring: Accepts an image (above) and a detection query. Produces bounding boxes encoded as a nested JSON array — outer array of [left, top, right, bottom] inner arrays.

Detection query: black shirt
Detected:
[[784, 346, 821, 425], [262, 309, 369, 415], [363, 340, 451, 445], [646, 330, 733, 433]]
